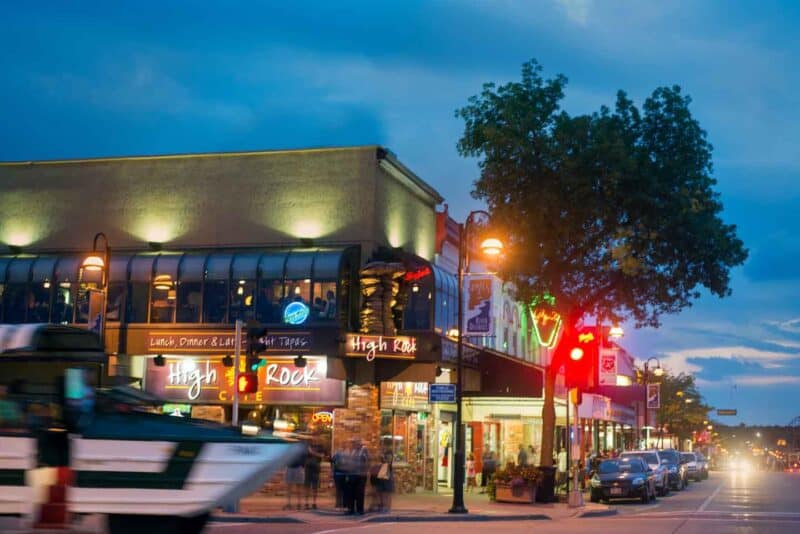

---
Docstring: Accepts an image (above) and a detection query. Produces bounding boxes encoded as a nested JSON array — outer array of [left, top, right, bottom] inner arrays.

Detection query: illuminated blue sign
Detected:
[[283, 301, 310, 325]]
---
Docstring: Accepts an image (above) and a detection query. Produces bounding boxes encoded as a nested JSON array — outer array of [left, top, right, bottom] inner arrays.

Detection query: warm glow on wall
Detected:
[[130, 217, 183, 243]]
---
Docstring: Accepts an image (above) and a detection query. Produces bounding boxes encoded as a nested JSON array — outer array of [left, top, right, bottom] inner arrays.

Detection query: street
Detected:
[[203, 470, 800, 533]]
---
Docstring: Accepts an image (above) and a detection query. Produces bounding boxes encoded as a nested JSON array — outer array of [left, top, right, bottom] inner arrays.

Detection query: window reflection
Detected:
[[150, 284, 175, 323], [28, 282, 51, 322], [106, 283, 125, 322], [256, 280, 282, 323], [2, 284, 27, 323], [203, 279, 228, 323], [126, 282, 150, 323], [312, 282, 337, 321], [230, 280, 256, 322], [176, 282, 202, 323], [52, 283, 74, 324]]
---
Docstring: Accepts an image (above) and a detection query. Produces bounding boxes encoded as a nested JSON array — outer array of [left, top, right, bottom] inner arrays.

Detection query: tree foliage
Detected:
[[456, 59, 747, 466], [456, 59, 748, 328], [652, 371, 711, 445]]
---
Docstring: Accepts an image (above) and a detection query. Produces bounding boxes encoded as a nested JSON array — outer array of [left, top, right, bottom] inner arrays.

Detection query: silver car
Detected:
[[681, 452, 703, 481], [620, 450, 670, 496]]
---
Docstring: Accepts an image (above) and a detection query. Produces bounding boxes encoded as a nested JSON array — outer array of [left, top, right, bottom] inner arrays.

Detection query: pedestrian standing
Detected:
[[331, 445, 347, 510], [351, 439, 369, 515], [556, 447, 568, 492], [466, 453, 477, 493], [517, 444, 528, 467], [284, 446, 307, 510], [376, 449, 394, 511], [304, 438, 323, 509], [528, 445, 536, 465]]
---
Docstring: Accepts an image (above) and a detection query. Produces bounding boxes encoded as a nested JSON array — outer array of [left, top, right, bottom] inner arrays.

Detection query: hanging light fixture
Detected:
[[82, 255, 105, 272], [153, 274, 173, 291]]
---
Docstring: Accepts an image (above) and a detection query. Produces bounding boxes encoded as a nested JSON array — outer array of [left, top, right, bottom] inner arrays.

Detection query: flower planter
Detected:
[[495, 483, 537, 504]]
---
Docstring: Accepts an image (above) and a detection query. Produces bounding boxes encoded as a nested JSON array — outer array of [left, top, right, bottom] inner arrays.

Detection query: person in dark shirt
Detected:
[[284, 446, 307, 510], [304, 439, 324, 509]]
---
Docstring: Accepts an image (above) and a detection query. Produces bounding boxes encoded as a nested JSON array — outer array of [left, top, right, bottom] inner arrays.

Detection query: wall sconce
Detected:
[[154, 355, 165, 367], [148, 242, 163, 251]]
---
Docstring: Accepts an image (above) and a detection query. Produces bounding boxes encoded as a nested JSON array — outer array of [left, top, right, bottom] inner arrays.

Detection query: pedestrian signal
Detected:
[[237, 372, 259, 394]]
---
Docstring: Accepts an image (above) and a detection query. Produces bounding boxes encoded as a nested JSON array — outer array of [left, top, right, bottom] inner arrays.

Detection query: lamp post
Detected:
[[450, 210, 502, 515], [642, 357, 663, 449], [81, 232, 110, 345]]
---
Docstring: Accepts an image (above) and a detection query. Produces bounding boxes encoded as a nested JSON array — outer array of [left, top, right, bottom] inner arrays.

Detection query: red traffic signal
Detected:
[[559, 327, 598, 390], [237, 372, 259, 394]]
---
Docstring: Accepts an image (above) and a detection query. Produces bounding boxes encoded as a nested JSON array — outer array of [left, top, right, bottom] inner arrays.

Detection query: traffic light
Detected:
[[246, 326, 268, 372], [237, 372, 259, 394], [558, 326, 598, 390]]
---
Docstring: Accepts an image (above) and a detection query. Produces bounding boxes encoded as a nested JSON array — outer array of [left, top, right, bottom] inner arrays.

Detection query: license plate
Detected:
[[610, 487, 623, 495]]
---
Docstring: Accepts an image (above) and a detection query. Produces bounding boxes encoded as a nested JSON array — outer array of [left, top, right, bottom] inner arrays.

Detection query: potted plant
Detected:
[[488, 464, 541, 503]]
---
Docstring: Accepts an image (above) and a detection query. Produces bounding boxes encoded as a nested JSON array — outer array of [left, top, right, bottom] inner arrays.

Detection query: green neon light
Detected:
[[530, 306, 563, 348]]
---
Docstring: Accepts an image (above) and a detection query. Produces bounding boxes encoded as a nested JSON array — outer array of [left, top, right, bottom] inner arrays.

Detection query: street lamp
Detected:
[[81, 232, 110, 344], [450, 210, 502, 515], [643, 357, 663, 448]]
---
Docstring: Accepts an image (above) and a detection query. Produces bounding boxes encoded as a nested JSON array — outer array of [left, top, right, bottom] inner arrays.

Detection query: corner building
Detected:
[[1, 146, 544, 495]]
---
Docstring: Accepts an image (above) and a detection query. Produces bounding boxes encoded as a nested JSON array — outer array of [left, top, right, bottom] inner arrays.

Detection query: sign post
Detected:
[[232, 320, 243, 427]]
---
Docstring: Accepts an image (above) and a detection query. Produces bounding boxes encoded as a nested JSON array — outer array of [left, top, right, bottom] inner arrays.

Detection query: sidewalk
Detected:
[[213, 489, 615, 524]]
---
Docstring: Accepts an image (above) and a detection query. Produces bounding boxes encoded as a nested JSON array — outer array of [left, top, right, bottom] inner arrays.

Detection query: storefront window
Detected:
[[2, 283, 27, 323], [256, 280, 283, 323], [176, 281, 202, 323], [52, 283, 74, 324], [106, 282, 125, 322], [311, 281, 337, 321], [203, 279, 228, 323], [28, 282, 51, 323], [403, 278, 433, 330], [126, 282, 150, 323], [284, 279, 311, 308], [150, 284, 175, 323], [230, 280, 257, 322], [380, 409, 411, 463]]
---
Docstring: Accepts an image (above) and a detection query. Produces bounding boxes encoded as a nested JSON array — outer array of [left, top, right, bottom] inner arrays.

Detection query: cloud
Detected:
[[556, 0, 592, 25], [717, 375, 800, 387], [655, 345, 799, 376]]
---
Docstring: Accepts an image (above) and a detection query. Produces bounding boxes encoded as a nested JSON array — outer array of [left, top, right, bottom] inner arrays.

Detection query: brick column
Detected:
[[333, 385, 381, 460]]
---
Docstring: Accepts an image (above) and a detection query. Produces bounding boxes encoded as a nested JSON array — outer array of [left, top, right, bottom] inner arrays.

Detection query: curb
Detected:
[[362, 513, 551, 523], [211, 515, 305, 524], [578, 509, 618, 518]]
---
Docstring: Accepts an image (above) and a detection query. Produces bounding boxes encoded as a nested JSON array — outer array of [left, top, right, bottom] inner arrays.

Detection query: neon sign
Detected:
[[345, 334, 417, 361], [283, 301, 310, 325], [403, 266, 432, 282], [531, 306, 563, 348], [311, 411, 333, 424]]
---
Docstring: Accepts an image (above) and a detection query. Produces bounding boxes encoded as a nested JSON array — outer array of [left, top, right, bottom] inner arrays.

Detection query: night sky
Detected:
[[2, 1, 799, 425]]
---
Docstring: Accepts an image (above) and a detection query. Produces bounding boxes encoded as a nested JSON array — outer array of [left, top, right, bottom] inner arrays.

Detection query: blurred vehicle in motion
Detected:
[[620, 450, 670, 496], [0, 324, 302, 534], [694, 451, 709, 479], [785, 452, 800, 473], [589, 457, 658, 504]]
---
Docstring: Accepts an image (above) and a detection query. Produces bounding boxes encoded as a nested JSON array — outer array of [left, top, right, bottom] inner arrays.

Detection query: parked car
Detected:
[[694, 451, 710, 479], [681, 452, 703, 481], [620, 450, 670, 496], [658, 449, 688, 490], [589, 457, 658, 504]]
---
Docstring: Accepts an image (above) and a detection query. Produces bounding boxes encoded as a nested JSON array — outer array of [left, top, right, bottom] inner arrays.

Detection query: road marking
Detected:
[[697, 481, 723, 512]]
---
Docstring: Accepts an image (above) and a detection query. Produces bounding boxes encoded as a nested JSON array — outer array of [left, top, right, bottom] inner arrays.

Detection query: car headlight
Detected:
[[669, 466, 678, 473], [632, 477, 645, 485], [590, 476, 601, 488]]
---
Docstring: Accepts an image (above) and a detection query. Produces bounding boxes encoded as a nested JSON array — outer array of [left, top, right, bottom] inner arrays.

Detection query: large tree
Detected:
[[456, 59, 747, 467], [653, 371, 711, 448]]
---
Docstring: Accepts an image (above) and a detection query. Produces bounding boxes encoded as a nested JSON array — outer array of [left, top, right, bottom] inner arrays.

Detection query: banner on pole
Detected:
[[464, 277, 492, 335], [647, 383, 661, 409]]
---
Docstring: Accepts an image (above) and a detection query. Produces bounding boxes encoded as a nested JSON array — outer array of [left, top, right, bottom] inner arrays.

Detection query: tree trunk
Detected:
[[539, 366, 556, 467]]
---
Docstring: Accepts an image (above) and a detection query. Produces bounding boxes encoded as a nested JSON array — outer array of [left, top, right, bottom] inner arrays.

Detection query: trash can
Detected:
[[536, 466, 556, 503]]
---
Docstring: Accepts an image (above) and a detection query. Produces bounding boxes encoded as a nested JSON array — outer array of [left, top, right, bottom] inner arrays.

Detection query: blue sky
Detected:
[[2, 0, 799, 424]]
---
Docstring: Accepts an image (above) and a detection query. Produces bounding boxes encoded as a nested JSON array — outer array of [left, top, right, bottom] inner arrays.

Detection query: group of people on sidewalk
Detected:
[[331, 438, 395, 515]]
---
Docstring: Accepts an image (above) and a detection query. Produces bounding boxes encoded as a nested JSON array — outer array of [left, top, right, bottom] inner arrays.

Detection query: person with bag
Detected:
[[376, 449, 394, 512]]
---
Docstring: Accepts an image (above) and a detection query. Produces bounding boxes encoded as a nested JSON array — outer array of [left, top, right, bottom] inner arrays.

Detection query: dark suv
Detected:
[[658, 449, 688, 490]]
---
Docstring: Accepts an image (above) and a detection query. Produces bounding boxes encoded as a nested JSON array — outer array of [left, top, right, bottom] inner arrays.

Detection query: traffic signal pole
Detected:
[[232, 319, 243, 427]]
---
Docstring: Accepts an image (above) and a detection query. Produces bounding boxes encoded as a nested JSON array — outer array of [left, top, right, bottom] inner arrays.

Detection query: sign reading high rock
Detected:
[[345, 334, 417, 360]]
